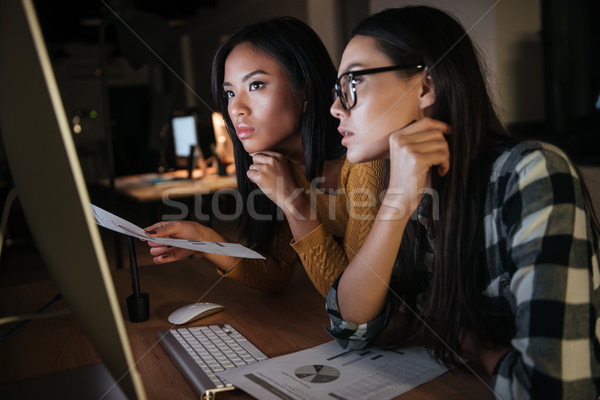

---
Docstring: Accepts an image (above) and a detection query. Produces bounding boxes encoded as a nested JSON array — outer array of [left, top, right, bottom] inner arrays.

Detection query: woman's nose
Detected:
[[330, 96, 348, 120], [230, 93, 250, 117]]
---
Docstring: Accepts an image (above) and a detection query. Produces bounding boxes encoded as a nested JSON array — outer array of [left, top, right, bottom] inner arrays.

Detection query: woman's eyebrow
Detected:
[[339, 63, 365, 75], [223, 69, 270, 88]]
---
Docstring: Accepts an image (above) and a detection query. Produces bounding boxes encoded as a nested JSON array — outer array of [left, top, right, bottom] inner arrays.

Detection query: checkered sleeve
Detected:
[[487, 141, 600, 399], [325, 273, 401, 349]]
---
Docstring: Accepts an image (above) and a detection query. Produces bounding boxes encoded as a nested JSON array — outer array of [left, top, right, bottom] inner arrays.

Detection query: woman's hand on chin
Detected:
[[386, 118, 450, 215], [247, 151, 309, 217]]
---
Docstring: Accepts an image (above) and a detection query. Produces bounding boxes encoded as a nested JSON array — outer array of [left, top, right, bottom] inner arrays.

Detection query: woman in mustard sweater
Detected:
[[144, 17, 384, 298]]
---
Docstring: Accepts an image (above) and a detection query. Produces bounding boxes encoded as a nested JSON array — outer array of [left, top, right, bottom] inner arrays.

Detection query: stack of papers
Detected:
[[218, 340, 449, 400], [90, 204, 264, 259]]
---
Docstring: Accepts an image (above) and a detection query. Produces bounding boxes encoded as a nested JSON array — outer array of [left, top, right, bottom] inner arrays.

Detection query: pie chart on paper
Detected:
[[294, 365, 340, 383]]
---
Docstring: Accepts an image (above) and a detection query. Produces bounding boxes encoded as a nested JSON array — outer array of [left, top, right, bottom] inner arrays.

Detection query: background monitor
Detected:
[[171, 113, 199, 168], [211, 112, 234, 166], [0, 0, 146, 398]]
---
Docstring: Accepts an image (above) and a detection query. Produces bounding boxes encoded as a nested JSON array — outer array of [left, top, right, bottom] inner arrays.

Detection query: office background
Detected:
[[0, 0, 598, 279], [0, 0, 595, 182]]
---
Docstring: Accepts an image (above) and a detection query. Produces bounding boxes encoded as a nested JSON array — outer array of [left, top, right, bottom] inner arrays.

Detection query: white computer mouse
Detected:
[[168, 302, 224, 325]]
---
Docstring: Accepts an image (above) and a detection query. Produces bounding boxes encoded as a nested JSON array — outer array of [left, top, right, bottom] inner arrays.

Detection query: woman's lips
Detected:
[[338, 127, 354, 145], [236, 125, 255, 139], [338, 127, 353, 137]]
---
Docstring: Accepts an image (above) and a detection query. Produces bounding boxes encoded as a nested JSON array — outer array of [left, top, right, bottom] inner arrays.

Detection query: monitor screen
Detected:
[[172, 114, 198, 158], [0, 0, 146, 398]]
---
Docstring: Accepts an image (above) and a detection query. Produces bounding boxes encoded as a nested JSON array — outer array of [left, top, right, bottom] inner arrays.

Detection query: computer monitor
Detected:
[[0, 1, 146, 398], [171, 113, 199, 168], [211, 111, 235, 168]]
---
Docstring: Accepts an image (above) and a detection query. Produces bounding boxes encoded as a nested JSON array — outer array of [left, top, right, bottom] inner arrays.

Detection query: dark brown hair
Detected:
[[211, 17, 345, 251], [352, 6, 516, 364]]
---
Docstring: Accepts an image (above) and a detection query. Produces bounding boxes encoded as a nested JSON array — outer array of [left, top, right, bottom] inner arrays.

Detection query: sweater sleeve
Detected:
[[216, 222, 298, 293], [291, 159, 385, 297]]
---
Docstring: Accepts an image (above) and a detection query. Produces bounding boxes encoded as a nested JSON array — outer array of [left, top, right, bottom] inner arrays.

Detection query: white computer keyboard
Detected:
[[159, 324, 267, 400]]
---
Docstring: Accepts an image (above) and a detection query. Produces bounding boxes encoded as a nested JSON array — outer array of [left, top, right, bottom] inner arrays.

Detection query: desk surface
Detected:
[[0, 259, 492, 399], [101, 170, 238, 202]]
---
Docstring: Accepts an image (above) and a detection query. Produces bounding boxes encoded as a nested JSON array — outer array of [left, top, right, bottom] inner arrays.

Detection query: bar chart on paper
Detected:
[[218, 341, 450, 400], [90, 204, 264, 259]]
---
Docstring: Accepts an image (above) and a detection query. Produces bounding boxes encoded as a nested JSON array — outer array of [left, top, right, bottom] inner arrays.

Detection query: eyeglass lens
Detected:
[[338, 75, 354, 110]]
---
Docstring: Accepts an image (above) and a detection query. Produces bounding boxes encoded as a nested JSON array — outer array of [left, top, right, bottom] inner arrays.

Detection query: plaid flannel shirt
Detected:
[[326, 141, 600, 399]]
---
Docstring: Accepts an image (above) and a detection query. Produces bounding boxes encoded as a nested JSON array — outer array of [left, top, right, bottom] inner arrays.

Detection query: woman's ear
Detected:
[[418, 69, 435, 110], [300, 87, 308, 113]]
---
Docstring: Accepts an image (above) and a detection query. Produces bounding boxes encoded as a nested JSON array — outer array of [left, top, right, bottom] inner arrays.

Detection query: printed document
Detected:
[[90, 204, 264, 259], [218, 340, 449, 400]]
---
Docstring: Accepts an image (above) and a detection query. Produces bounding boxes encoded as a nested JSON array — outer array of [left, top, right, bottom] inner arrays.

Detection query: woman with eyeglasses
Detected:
[[144, 17, 385, 298], [327, 6, 600, 399]]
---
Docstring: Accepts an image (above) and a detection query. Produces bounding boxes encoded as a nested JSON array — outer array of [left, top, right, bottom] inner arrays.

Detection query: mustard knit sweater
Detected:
[[219, 157, 385, 298]]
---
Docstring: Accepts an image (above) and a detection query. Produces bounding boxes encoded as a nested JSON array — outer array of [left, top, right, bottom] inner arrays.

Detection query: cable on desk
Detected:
[[0, 293, 65, 342]]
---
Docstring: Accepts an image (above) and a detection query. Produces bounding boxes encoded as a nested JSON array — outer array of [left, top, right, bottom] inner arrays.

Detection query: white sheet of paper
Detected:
[[90, 204, 264, 259], [218, 340, 449, 400]]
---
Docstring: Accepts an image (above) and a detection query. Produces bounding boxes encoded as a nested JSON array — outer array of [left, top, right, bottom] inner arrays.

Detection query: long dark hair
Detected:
[[352, 6, 515, 364], [211, 17, 345, 251]]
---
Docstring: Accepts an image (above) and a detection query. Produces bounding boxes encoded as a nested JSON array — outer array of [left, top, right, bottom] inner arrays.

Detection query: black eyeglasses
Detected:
[[333, 64, 424, 110]]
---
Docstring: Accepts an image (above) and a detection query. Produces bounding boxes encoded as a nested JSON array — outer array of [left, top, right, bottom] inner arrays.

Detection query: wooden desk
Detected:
[[101, 170, 238, 203], [0, 259, 492, 399]]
